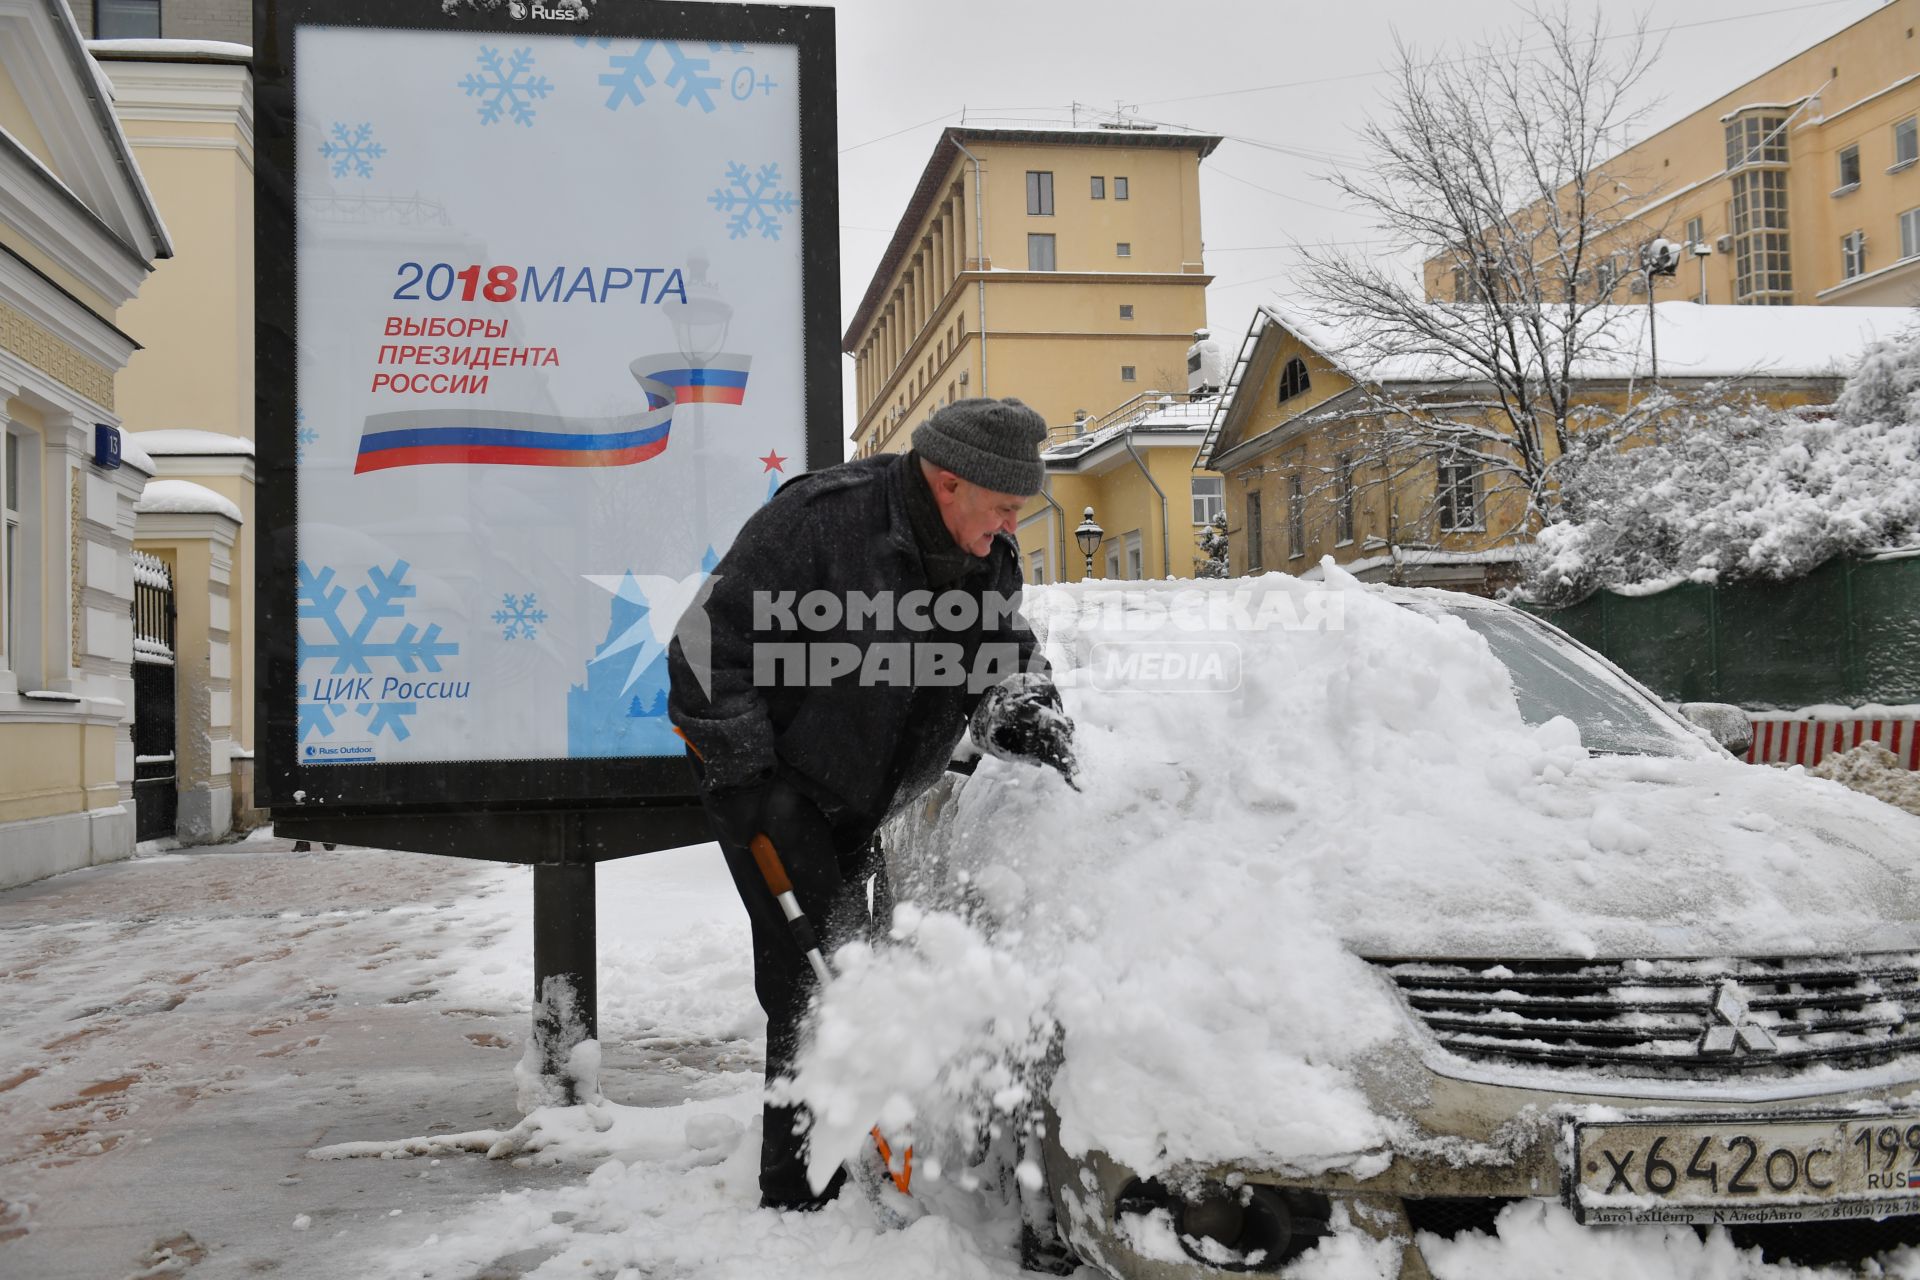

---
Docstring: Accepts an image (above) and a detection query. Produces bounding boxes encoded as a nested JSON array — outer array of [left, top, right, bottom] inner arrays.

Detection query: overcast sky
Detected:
[[818, 0, 1888, 437]]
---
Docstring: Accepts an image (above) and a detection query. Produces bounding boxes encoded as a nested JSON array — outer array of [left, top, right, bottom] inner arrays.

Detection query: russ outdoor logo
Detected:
[[511, 1, 586, 20]]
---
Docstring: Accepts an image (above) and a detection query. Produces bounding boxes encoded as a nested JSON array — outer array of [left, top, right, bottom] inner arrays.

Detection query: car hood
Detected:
[[1331, 750, 1920, 961]]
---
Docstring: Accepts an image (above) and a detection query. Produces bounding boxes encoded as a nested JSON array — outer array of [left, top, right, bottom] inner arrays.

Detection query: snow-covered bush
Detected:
[[1524, 322, 1920, 604]]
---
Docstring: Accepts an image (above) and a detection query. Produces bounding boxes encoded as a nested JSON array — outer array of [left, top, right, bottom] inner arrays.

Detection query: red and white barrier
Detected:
[[1744, 714, 1920, 771]]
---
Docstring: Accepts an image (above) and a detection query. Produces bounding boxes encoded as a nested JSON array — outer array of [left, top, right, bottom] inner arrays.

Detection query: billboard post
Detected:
[[255, 0, 839, 1088]]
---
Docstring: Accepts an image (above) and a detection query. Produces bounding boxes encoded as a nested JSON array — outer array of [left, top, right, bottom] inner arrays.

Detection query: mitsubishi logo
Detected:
[[1698, 980, 1778, 1056]]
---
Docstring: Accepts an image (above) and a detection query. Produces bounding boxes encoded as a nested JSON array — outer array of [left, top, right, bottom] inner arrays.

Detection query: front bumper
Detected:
[[1043, 1038, 1920, 1279]]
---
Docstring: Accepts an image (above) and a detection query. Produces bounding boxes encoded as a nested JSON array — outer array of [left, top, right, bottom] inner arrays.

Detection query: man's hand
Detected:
[[970, 674, 1077, 786], [703, 782, 769, 852]]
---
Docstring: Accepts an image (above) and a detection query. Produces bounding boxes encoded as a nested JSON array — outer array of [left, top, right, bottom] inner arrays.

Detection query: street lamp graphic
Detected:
[[1075, 506, 1104, 579]]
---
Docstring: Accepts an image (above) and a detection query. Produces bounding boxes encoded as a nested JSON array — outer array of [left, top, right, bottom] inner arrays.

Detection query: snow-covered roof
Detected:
[[86, 39, 252, 63], [135, 479, 241, 522], [1043, 395, 1217, 462], [119, 433, 154, 474], [129, 429, 254, 457], [1253, 300, 1915, 388]]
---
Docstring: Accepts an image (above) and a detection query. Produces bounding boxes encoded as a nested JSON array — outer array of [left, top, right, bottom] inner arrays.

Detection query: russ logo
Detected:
[[507, 0, 527, 17]]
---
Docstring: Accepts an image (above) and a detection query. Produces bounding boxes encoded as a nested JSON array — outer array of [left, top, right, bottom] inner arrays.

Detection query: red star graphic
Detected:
[[758, 449, 788, 473]]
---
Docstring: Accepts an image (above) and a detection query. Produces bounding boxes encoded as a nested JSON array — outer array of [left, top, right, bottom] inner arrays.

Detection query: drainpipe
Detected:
[[1036, 478, 1068, 580], [953, 138, 988, 396], [1122, 428, 1172, 577]]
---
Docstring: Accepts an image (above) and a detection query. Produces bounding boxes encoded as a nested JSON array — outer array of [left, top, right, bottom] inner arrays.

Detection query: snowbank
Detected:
[[792, 570, 1920, 1189], [1810, 743, 1920, 818]]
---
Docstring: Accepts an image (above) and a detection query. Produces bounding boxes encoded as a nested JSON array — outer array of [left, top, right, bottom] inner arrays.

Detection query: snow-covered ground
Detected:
[[6, 685, 1920, 1280]]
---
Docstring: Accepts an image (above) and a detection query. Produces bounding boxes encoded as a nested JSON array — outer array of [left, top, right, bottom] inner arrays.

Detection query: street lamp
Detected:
[[1075, 506, 1104, 578]]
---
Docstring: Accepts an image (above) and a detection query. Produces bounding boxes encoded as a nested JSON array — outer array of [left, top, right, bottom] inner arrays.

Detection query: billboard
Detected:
[[258, 0, 839, 834]]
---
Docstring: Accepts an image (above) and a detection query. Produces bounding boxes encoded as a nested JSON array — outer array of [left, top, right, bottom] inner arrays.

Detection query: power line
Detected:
[[1138, 0, 1866, 108], [838, 109, 959, 156], [1206, 166, 1353, 215]]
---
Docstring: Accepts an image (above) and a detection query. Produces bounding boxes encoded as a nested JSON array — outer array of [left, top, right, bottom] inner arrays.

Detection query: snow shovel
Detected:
[[747, 831, 914, 1199]]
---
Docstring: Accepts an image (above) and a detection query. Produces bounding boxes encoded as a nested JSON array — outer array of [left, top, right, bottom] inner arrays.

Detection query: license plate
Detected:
[[1572, 1116, 1920, 1225]]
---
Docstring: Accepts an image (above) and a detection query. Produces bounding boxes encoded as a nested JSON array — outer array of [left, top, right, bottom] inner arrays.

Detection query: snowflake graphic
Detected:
[[318, 122, 385, 178], [459, 47, 554, 127], [295, 409, 316, 465], [709, 161, 797, 241], [598, 40, 722, 113], [492, 592, 548, 640], [297, 560, 460, 742]]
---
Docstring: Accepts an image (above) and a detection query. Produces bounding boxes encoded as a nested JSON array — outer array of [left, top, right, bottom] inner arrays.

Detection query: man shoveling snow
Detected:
[[667, 398, 1075, 1214]]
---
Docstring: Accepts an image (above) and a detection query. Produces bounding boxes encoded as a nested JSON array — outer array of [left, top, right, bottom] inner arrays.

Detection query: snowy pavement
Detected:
[[0, 835, 1032, 1280]]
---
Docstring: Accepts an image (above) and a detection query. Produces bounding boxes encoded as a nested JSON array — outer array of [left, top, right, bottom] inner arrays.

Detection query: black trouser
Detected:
[[705, 779, 892, 1204]]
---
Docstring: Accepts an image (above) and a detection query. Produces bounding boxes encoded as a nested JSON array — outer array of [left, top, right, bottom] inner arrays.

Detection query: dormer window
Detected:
[[1276, 357, 1311, 405]]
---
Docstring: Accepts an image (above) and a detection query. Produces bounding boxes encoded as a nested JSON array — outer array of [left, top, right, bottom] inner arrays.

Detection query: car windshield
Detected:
[[1432, 604, 1695, 757]]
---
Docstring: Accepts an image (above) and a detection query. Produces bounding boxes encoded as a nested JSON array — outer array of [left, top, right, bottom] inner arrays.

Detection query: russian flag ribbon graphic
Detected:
[[353, 353, 751, 473]]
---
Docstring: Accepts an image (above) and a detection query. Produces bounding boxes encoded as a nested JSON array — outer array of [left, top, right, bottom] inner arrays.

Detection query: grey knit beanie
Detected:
[[911, 397, 1048, 496]]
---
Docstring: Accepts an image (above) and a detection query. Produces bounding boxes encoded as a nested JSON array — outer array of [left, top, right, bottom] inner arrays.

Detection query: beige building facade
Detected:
[[96, 41, 258, 839], [845, 126, 1219, 454], [1426, 0, 1920, 309], [0, 0, 172, 888]]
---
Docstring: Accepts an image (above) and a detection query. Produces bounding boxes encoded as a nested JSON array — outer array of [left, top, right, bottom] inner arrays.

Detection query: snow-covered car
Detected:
[[807, 573, 1920, 1279]]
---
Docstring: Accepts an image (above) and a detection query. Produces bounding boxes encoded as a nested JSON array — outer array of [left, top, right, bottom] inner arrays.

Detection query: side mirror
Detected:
[[1679, 702, 1753, 757]]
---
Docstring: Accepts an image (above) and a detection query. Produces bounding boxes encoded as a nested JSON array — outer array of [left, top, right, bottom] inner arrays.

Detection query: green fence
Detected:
[[1521, 554, 1920, 710]]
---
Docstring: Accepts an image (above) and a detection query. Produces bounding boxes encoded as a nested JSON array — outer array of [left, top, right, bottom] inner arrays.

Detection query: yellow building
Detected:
[[1018, 333, 1227, 584], [0, 0, 172, 888], [844, 126, 1219, 454], [93, 40, 258, 840], [1425, 0, 1920, 308], [1201, 301, 1914, 594]]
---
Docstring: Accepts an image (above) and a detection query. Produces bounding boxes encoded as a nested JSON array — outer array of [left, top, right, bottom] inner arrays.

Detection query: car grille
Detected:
[[1376, 955, 1920, 1075]]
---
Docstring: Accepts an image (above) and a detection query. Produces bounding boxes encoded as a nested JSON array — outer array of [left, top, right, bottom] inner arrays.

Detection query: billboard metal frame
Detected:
[[254, 0, 841, 860]]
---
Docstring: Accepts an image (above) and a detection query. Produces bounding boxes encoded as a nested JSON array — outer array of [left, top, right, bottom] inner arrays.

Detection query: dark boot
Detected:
[[759, 1102, 848, 1211]]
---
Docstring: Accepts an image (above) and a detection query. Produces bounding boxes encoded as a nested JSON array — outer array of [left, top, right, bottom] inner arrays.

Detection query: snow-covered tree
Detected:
[[1197, 513, 1230, 579], [1301, 7, 1668, 540], [1523, 323, 1920, 602]]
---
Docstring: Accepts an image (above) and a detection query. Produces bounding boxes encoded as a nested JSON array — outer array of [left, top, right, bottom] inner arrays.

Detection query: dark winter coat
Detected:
[[667, 451, 1042, 833]]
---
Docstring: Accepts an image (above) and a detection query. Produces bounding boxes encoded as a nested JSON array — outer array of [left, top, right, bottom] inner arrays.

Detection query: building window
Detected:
[[1286, 475, 1305, 559], [1125, 531, 1144, 581], [1026, 170, 1054, 216], [1685, 215, 1704, 248], [1191, 476, 1223, 525], [1114, 176, 1129, 200], [96, 0, 160, 38], [1436, 457, 1482, 532], [1106, 545, 1122, 580], [1842, 230, 1867, 279], [3, 425, 39, 684], [1115, 242, 1131, 258], [1120, 365, 1136, 382], [1030, 550, 1046, 585], [1119, 304, 1134, 320], [1334, 452, 1356, 544], [1090, 176, 1105, 199], [1837, 144, 1861, 191], [1, 428, 17, 668], [1277, 356, 1311, 404], [1730, 167, 1793, 303], [1895, 118, 1918, 170], [1902, 207, 1920, 260], [1245, 493, 1263, 571], [1027, 233, 1056, 271], [1724, 114, 1787, 170]]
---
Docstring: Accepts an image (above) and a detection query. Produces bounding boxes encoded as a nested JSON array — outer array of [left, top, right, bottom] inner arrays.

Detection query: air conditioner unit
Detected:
[[1715, 234, 1734, 253], [1628, 276, 1648, 295], [957, 369, 969, 386]]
